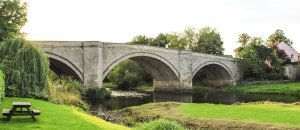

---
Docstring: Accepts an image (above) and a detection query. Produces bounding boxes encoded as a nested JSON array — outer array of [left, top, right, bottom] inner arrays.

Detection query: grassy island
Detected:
[[225, 81, 300, 96], [114, 102, 300, 129]]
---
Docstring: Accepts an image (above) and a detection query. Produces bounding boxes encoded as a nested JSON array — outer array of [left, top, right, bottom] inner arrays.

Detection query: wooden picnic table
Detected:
[[2, 102, 40, 121]]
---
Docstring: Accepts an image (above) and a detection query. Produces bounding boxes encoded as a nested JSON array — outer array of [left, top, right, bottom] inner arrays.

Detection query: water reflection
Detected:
[[88, 91, 300, 112], [193, 91, 300, 104], [153, 92, 192, 103], [88, 96, 152, 112]]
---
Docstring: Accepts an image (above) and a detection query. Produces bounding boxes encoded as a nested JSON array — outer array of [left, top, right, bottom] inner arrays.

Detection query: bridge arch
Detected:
[[46, 52, 83, 81], [103, 52, 180, 90], [193, 61, 235, 87], [103, 52, 179, 80]]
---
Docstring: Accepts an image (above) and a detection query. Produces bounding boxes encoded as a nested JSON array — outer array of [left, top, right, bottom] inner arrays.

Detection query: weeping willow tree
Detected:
[[0, 70, 5, 101], [0, 38, 49, 97]]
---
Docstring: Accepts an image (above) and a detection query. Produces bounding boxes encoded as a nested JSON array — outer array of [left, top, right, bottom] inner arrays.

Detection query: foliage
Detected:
[[235, 34, 284, 80], [130, 26, 224, 55], [0, 97, 129, 130], [131, 35, 151, 45], [0, 0, 27, 42], [266, 29, 294, 64], [238, 33, 251, 47], [267, 29, 293, 47], [0, 70, 4, 101], [149, 33, 169, 47], [189, 27, 224, 55], [107, 59, 152, 90], [135, 119, 186, 130], [225, 81, 300, 96], [0, 38, 49, 97], [166, 33, 187, 50], [48, 72, 88, 110]]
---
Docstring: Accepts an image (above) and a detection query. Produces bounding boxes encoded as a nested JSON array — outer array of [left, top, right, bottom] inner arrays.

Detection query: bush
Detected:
[[47, 72, 88, 110], [0, 38, 49, 97], [107, 59, 152, 90], [0, 70, 5, 102], [135, 119, 186, 130], [263, 73, 285, 80]]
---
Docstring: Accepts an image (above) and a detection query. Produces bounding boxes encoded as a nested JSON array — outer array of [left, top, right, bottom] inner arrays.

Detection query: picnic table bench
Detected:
[[2, 102, 41, 121]]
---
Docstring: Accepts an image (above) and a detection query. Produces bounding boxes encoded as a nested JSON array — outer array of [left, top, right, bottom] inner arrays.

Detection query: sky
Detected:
[[21, 0, 300, 55]]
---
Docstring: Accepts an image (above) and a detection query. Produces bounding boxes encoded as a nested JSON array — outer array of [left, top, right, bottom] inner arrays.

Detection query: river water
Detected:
[[88, 90, 300, 112]]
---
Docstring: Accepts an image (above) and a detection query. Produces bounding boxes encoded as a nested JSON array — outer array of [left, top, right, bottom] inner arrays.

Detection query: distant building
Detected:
[[298, 53, 300, 61], [276, 42, 298, 62]]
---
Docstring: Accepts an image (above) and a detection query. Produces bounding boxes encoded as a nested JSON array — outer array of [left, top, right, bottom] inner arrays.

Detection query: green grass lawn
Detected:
[[225, 81, 300, 95], [115, 102, 300, 129], [0, 97, 129, 130], [181, 102, 300, 127]]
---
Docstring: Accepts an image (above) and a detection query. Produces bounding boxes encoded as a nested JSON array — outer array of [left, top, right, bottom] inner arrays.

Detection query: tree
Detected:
[[237, 36, 265, 77], [107, 60, 152, 90], [130, 35, 151, 45], [0, 38, 49, 97], [130, 26, 224, 55], [166, 33, 187, 50], [238, 33, 251, 47], [190, 27, 224, 55], [235, 35, 264, 58], [267, 29, 293, 47], [183, 27, 198, 50], [267, 29, 293, 64], [0, 0, 27, 42], [0, 70, 4, 101], [235, 34, 283, 80], [149, 33, 168, 47]]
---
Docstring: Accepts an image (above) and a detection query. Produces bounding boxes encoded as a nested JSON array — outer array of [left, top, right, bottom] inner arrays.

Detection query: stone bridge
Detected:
[[34, 41, 242, 93]]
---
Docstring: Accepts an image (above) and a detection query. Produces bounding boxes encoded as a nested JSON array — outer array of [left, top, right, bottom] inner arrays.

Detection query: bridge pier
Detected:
[[153, 81, 192, 93], [153, 51, 193, 93], [82, 42, 103, 89], [153, 80, 191, 93]]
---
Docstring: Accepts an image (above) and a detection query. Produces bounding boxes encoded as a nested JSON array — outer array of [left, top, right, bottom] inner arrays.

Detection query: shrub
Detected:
[[47, 72, 88, 110], [0, 70, 5, 102], [263, 73, 284, 80], [107, 59, 152, 90], [135, 119, 186, 130], [0, 38, 49, 97]]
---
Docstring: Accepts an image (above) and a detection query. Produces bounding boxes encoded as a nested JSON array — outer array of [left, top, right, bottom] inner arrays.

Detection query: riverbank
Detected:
[[0, 97, 128, 130], [225, 81, 300, 95], [111, 90, 149, 97], [103, 82, 153, 93], [107, 102, 300, 129]]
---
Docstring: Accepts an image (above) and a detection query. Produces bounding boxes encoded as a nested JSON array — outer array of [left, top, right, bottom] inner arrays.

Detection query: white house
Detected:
[[276, 42, 298, 62]]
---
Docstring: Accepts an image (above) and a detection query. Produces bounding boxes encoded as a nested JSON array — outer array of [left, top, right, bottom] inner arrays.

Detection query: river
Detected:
[[87, 89, 300, 112]]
